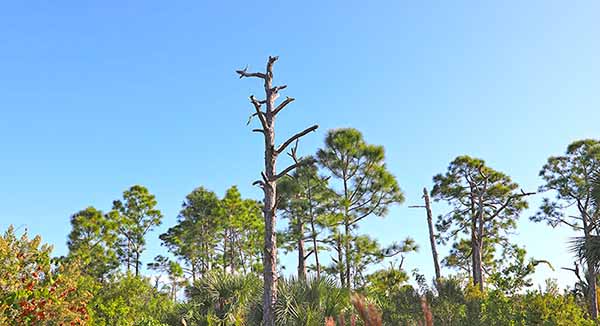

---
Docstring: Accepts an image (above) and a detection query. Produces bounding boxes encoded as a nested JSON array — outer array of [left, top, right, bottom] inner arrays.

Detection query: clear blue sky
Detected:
[[1, 1, 598, 288]]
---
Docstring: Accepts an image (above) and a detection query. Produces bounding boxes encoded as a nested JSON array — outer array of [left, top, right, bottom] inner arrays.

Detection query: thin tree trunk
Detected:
[[422, 188, 441, 285], [230, 232, 236, 273], [310, 219, 321, 279], [223, 229, 228, 273], [126, 239, 131, 273], [297, 220, 307, 280], [344, 222, 351, 288], [337, 234, 345, 288], [237, 56, 318, 326], [471, 176, 488, 291], [343, 175, 351, 289], [191, 263, 197, 283], [306, 175, 321, 279], [135, 250, 140, 277], [583, 216, 599, 319]]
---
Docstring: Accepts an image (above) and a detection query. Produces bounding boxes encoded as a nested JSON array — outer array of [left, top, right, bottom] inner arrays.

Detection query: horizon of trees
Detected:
[[2, 130, 599, 325]]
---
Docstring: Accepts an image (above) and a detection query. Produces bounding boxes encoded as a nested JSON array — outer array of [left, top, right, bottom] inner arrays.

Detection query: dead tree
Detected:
[[236, 56, 318, 326], [409, 187, 442, 286]]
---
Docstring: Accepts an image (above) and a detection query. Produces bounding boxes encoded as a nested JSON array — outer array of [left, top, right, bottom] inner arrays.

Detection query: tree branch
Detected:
[[274, 158, 316, 181], [485, 190, 536, 222], [276, 124, 319, 154], [271, 85, 287, 93], [273, 97, 295, 116], [236, 66, 266, 79], [249, 95, 267, 128]]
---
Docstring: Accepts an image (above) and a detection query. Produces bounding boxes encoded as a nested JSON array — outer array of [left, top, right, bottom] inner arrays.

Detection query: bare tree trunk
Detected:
[[337, 234, 345, 288], [297, 220, 307, 280], [135, 250, 140, 277], [263, 149, 278, 326], [472, 176, 488, 291], [307, 180, 321, 279], [126, 240, 131, 273], [310, 219, 321, 279], [344, 222, 351, 288], [237, 56, 318, 326], [471, 237, 484, 291], [422, 188, 441, 285], [343, 176, 351, 289], [583, 216, 599, 319], [223, 230, 228, 273]]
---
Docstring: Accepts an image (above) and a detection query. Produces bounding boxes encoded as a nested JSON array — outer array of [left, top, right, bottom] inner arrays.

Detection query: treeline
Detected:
[[2, 132, 600, 325]]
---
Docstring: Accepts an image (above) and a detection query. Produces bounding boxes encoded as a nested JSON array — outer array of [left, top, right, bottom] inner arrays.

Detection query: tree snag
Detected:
[[237, 56, 318, 326], [410, 187, 442, 286]]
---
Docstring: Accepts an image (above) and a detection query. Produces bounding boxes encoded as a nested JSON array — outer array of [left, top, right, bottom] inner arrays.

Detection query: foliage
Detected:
[[65, 206, 119, 281], [5, 135, 600, 325], [160, 186, 263, 282], [248, 276, 350, 326], [160, 186, 222, 281], [277, 161, 334, 279], [317, 128, 405, 288], [184, 271, 260, 325], [533, 139, 600, 229], [488, 244, 553, 295], [218, 186, 264, 275], [110, 185, 163, 276], [90, 273, 173, 326], [0, 225, 92, 325], [532, 139, 600, 318], [432, 155, 530, 289]]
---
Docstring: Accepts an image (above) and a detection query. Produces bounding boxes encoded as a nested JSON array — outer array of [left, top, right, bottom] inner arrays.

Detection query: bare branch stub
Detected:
[[236, 66, 266, 79]]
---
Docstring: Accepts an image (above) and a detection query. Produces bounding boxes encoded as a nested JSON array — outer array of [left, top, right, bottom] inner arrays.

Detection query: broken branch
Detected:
[[276, 124, 319, 154]]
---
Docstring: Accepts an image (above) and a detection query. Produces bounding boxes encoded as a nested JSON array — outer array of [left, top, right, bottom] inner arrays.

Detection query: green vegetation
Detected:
[[2, 137, 600, 325]]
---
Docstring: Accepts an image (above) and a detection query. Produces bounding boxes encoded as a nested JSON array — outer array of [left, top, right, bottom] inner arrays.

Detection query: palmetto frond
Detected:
[[569, 236, 600, 269]]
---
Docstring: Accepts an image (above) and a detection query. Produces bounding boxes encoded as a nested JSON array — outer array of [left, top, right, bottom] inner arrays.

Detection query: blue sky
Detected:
[[1, 1, 599, 288]]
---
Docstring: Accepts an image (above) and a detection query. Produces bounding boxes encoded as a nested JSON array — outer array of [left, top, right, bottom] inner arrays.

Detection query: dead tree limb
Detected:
[[410, 187, 442, 286]]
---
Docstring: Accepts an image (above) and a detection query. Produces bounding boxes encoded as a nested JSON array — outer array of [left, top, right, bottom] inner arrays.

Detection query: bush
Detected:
[[0, 226, 92, 325]]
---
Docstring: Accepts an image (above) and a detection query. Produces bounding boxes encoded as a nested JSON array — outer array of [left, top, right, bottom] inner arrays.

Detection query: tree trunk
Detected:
[[135, 250, 140, 277], [422, 188, 441, 285], [337, 234, 345, 288], [344, 221, 351, 288], [237, 56, 318, 326], [223, 230, 228, 273], [583, 216, 599, 319], [471, 237, 484, 291], [262, 114, 278, 326], [343, 175, 351, 289], [126, 239, 131, 273], [297, 220, 307, 280], [310, 219, 321, 279], [471, 210, 484, 291], [586, 258, 598, 319], [472, 179, 487, 292]]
